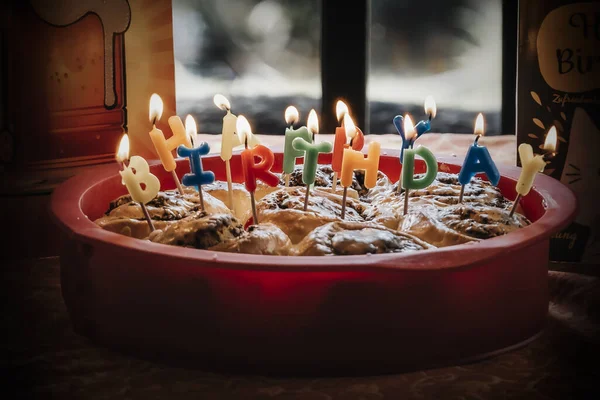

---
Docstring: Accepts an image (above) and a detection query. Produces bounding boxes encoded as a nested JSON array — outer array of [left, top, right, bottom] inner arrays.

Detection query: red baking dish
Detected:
[[50, 149, 577, 375]]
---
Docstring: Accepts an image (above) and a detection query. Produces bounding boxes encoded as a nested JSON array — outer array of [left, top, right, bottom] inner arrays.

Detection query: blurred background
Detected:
[[172, 0, 502, 135]]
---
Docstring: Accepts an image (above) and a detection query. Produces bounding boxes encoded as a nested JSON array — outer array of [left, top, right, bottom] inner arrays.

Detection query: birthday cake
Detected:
[[94, 166, 531, 255]]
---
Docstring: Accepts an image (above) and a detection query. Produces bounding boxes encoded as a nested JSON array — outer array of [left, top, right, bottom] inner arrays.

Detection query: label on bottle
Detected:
[[517, 1, 600, 268]]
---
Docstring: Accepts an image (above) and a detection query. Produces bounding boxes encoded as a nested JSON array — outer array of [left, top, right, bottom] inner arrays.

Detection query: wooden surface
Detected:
[[3, 257, 599, 399]]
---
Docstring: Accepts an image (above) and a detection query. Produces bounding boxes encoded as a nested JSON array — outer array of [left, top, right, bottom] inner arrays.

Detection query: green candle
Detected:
[[401, 146, 438, 190], [283, 126, 311, 174], [292, 137, 332, 185]]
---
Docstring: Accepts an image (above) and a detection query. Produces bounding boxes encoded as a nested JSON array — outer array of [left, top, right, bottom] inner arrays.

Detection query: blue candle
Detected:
[[457, 114, 500, 202], [177, 142, 215, 211], [393, 96, 436, 163]]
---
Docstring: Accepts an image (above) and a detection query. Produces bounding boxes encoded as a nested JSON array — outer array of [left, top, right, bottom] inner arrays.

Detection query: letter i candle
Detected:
[[116, 134, 160, 231], [176, 115, 215, 212], [457, 113, 500, 203], [292, 109, 333, 211], [510, 126, 558, 217], [237, 115, 279, 225]]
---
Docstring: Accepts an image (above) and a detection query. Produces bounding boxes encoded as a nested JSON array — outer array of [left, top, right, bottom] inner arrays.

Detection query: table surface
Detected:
[[4, 257, 600, 400]]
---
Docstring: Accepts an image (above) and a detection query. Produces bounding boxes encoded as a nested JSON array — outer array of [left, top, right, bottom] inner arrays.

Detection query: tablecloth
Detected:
[[3, 257, 599, 400]]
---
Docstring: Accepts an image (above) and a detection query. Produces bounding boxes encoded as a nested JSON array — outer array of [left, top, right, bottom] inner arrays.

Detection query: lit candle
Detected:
[[331, 101, 364, 193], [214, 94, 242, 210], [510, 126, 558, 217], [339, 116, 381, 219], [457, 113, 500, 203], [116, 134, 160, 231], [176, 115, 215, 212], [147, 93, 190, 195], [292, 109, 333, 210], [415, 95, 437, 136], [401, 115, 438, 215], [282, 105, 311, 187], [393, 96, 436, 193], [237, 115, 279, 225]]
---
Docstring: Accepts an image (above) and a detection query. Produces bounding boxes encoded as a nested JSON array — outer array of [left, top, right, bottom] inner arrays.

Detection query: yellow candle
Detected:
[[147, 94, 191, 172], [214, 94, 242, 161], [515, 126, 558, 196], [120, 156, 161, 204], [340, 141, 381, 189]]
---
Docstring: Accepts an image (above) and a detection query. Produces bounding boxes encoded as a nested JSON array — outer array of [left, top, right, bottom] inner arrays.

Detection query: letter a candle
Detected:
[[331, 100, 364, 193], [457, 113, 500, 203], [147, 94, 191, 195], [401, 115, 438, 215], [176, 115, 215, 212], [510, 126, 558, 217], [116, 134, 160, 231], [237, 115, 279, 225], [339, 115, 380, 219], [292, 109, 333, 211]]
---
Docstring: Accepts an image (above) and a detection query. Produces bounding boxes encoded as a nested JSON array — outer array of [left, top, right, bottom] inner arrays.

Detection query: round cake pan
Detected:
[[50, 151, 577, 375]]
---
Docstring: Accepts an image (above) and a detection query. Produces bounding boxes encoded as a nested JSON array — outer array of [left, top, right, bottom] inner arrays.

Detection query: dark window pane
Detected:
[[368, 0, 502, 134], [173, 0, 321, 135]]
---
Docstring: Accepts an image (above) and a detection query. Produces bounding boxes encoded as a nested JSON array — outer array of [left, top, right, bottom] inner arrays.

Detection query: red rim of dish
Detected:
[[50, 151, 577, 272]]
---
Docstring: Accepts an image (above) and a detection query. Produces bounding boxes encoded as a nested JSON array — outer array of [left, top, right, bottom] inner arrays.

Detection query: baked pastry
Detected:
[[210, 223, 292, 255], [94, 188, 230, 238], [256, 187, 365, 244], [148, 212, 244, 249], [294, 221, 432, 256]]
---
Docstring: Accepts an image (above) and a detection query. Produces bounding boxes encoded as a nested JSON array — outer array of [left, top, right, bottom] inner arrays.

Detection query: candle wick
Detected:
[[474, 135, 481, 145], [542, 151, 555, 161], [428, 114, 432, 122], [245, 137, 248, 149]]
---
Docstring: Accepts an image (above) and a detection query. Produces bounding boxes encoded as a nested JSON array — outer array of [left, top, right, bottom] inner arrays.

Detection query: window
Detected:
[[173, 0, 512, 135], [173, 0, 321, 135], [369, 0, 503, 134]]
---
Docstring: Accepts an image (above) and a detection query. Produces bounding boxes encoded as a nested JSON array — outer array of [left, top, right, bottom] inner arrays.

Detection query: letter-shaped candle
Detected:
[[331, 101, 364, 193], [238, 115, 279, 225], [119, 155, 161, 231], [339, 141, 381, 218], [283, 106, 311, 181], [177, 116, 215, 212], [292, 110, 333, 210], [457, 113, 500, 202], [510, 126, 558, 216], [401, 145, 438, 215], [214, 94, 242, 210], [147, 94, 189, 195]]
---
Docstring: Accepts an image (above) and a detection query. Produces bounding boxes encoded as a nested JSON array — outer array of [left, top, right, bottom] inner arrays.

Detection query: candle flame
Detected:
[[336, 100, 349, 122], [543, 126, 558, 153], [474, 113, 485, 136], [404, 114, 416, 141], [213, 94, 231, 111], [307, 109, 319, 135], [116, 134, 130, 162], [149, 93, 163, 124], [236, 115, 252, 147], [285, 106, 299, 126], [185, 114, 198, 147], [343, 113, 357, 139], [424, 95, 437, 119]]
